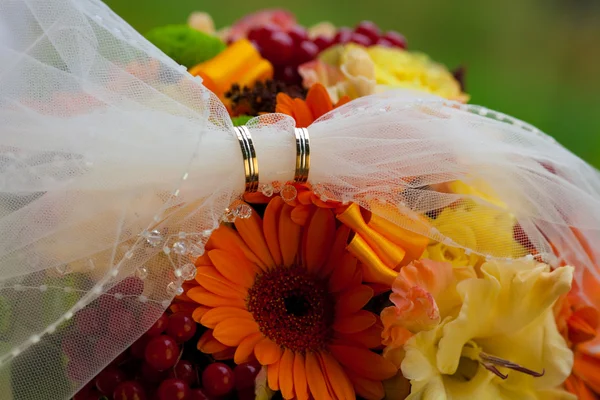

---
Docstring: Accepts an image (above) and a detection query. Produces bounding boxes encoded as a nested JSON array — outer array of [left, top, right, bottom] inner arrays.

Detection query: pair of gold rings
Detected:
[[234, 126, 310, 193]]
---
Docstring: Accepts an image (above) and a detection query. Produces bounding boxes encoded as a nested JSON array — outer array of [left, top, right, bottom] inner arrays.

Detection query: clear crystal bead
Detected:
[[178, 232, 187, 239], [145, 229, 163, 247], [55, 264, 72, 275], [280, 185, 297, 202], [272, 181, 282, 193], [124, 250, 134, 259], [222, 208, 236, 223], [259, 183, 274, 197], [172, 241, 188, 255], [180, 263, 197, 281], [189, 242, 205, 258], [234, 203, 253, 219], [201, 229, 213, 238], [166, 282, 184, 296], [135, 266, 148, 280]]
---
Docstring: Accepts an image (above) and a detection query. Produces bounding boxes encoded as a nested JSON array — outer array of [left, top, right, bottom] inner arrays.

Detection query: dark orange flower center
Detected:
[[246, 265, 334, 352]]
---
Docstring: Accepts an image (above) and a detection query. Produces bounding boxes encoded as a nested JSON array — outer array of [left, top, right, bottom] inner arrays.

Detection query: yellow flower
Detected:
[[300, 44, 468, 103], [401, 260, 575, 400], [423, 200, 527, 267], [367, 46, 468, 102]]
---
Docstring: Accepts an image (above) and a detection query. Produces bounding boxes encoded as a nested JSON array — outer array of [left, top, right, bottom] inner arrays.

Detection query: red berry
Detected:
[[130, 335, 151, 359], [333, 27, 353, 44], [141, 362, 169, 383], [287, 25, 308, 44], [75, 307, 100, 336], [313, 36, 334, 51], [355, 21, 381, 42], [158, 378, 191, 400], [247, 24, 279, 45], [261, 31, 294, 65], [382, 30, 407, 48], [234, 361, 260, 390], [189, 388, 210, 400], [110, 351, 129, 367], [166, 312, 197, 343], [276, 65, 302, 85], [108, 309, 135, 336], [375, 37, 395, 47], [201, 363, 234, 397], [95, 367, 126, 395], [109, 277, 144, 296], [293, 40, 319, 65], [113, 381, 147, 400], [145, 313, 169, 337], [144, 335, 179, 371], [349, 32, 372, 47], [168, 360, 197, 386]]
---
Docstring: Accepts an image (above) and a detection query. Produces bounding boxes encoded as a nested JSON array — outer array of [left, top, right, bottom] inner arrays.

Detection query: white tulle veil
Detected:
[[1, 0, 599, 398]]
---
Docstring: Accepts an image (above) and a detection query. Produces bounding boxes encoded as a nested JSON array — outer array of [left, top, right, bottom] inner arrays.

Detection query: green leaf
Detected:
[[145, 25, 226, 68], [255, 366, 276, 400], [232, 115, 253, 126]]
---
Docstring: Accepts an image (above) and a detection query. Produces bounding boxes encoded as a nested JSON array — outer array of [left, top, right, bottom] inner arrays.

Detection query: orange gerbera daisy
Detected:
[[186, 196, 397, 399], [276, 83, 350, 127]]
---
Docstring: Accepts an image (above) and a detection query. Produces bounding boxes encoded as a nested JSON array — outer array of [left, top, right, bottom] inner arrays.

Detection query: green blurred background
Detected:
[[104, 0, 600, 167]]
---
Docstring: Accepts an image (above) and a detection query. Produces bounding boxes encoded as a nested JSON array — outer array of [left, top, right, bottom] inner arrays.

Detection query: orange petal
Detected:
[[276, 92, 296, 117], [268, 358, 281, 391], [207, 250, 258, 289], [305, 352, 333, 400], [574, 350, 600, 394], [293, 352, 309, 400], [263, 196, 285, 266], [234, 206, 275, 269], [303, 207, 336, 274], [207, 225, 264, 267], [201, 307, 253, 329], [197, 330, 230, 354], [254, 338, 283, 365], [213, 347, 236, 360], [292, 98, 314, 128], [334, 322, 384, 349], [291, 204, 312, 226], [335, 285, 374, 316], [329, 344, 397, 381], [334, 95, 351, 108], [328, 253, 360, 293], [192, 306, 211, 323], [279, 349, 295, 399], [279, 204, 302, 267], [297, 190, 313, 206], [333, 310, 377, 334], [305, 83, 334, 121], [187, 286, 246, 308], [195, 266, 247, 298], [213, 318, 260, 347], [234, 332, 263, 364], [345, 371, 385, 400], [323, 225, 352, 278], [319, 352, 355, 400]]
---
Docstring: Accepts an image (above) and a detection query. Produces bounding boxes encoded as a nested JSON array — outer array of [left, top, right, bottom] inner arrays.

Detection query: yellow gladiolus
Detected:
[[401, 260, 575, 400]]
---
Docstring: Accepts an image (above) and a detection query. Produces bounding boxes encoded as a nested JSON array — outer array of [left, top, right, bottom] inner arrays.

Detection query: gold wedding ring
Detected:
[[234, 126, 259, 193], [294, 128, 310, 184]]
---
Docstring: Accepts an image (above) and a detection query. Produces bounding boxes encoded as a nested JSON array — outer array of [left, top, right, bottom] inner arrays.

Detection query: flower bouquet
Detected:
[[0, 1, 599, 400]]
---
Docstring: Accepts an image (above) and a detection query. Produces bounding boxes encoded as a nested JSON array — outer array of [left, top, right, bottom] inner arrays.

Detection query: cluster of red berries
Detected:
[[247, 20, 407, 85], [72, 309, 260, 400]]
